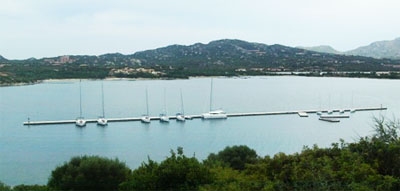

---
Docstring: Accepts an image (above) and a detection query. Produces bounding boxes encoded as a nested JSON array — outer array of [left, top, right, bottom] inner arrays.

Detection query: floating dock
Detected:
[[320, 115, 350, 118], [319, 118, 340, 123], [23, 106, 387, 126], [297, 111, 309, 117]]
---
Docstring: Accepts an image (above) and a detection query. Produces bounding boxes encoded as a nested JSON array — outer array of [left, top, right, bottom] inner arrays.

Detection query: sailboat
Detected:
[[159, 88, 169, 123], [350, 93, 356, 113], [97, 82, 108, 126], [75, 80, 86, 127], [176, 89, 186, 122], [141, 88, 151, 123], [316, 95, 323, 115], [327, 95, 333, 114], [202, 79, 227, 119]]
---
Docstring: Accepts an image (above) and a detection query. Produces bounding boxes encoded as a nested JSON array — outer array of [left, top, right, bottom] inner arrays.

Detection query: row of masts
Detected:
[[70, 79, 363, 127], [75, 80, 201, 127], [76, 80, 108, 127], [24, 78, 387, 126]]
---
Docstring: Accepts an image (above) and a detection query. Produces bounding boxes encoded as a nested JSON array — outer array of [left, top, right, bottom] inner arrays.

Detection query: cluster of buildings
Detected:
[[109, 67, 164, 76], [44, 56, 75, 65]]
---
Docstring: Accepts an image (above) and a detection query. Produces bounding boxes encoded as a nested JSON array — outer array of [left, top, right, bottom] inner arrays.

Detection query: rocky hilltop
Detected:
[[0, 55, 7, 62], [346, 37, 400, 59], [301, 37, 400, 59]]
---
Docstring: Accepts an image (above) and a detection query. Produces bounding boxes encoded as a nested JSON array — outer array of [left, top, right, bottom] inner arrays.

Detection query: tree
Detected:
[[0, 181, 11, 191], [121, 147, 212, 191], [119, 157, 159, 191], [206, 145, 258, 170], [156, 148, 211, 190], [48, 156, 130, 191], [12, 184, 48, 191], [348, 116, 400, 181]]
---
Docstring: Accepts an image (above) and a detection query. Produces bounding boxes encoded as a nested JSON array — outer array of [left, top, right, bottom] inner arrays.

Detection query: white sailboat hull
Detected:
[[176, 114, 186, 122], [75, 118, 86, 127], [160, 115, 170, 122], [202, 110, 228, 119], [98, 82, 107, 126], [76, 80, 86, 127], [141, 116, 151, 123], [97, 117, 108, 126]]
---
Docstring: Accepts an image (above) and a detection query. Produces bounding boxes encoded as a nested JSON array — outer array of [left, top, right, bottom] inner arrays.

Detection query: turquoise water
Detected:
[[0, 76, 398, 185]]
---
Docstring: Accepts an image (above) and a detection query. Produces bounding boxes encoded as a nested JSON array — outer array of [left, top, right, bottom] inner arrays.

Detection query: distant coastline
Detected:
[[1, 39, 400, 87], [1, 72, 400, 87]]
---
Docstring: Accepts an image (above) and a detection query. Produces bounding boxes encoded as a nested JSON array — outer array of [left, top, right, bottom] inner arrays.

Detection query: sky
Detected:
[[0, 0, 399, 59]]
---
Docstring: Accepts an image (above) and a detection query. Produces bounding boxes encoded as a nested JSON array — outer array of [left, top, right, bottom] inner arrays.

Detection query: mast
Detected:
[[146, 88, 149, 116], [101, 82, 105, 117], [163, 88, 167, 115], [79, 79, 82, 118], [209, 78, 213, 111], [180, 89, 184, 114]]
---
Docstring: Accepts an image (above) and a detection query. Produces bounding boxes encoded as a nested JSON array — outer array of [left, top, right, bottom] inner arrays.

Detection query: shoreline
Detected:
[[1, 74, 399, 87]]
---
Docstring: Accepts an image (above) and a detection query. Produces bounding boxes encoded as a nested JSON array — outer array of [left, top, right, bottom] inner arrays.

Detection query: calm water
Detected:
[[0, 76, 398, 185]]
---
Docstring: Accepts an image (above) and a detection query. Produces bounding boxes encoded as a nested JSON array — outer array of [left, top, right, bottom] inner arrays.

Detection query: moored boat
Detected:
[[159, 88, 169, 123], [202, 79, 228, 120], [160, 114, 170, 123], [202, 109, 227, 119], [97, 117, 107, 126], [97, 82, 108, 126], [141, 88, 151, 123], [75, 117, 86, 127], [141, 115, 151, 123], [176, 113, 186, 122]]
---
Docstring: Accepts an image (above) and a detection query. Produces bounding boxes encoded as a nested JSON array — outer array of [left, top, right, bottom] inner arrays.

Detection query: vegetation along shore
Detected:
[[1, 39, 400, 86]]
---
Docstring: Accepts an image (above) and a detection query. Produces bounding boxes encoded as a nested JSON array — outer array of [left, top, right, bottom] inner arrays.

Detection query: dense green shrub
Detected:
[[48, 156, 130, 191], [120, 147, 212, 191], [205, 145, 258, 170]]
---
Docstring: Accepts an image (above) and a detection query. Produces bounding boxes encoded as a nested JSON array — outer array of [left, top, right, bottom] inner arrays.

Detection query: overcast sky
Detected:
[[1, 0, 399, 59]]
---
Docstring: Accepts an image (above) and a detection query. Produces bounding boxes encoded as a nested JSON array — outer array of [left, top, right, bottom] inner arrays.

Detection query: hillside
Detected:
[[346, 37, 400, 59], [296, 45, 341, 54], [300, 37, 400, 59], [132, 39, 396, 71], [0, 55, 7, 62], [1, 39, 400, 84]]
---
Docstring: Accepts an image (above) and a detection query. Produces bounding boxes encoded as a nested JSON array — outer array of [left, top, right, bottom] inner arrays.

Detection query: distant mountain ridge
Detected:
[[300, 37, 400, 59], [0, 55, 7, 61], [296, 45, 341, 55], [2, 37, 400, 61], [2, 39, 398, 70], [131, 39, 300, 67], [129, 39, 399, 73], [2, 39, 400, 84], [346, 37, 400, 59]]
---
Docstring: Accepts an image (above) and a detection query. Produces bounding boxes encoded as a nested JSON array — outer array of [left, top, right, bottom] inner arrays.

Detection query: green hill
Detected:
[[1, 39, 400, 85]]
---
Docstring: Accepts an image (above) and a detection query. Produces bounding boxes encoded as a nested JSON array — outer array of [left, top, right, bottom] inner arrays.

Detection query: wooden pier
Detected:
[[23, 106, 387, 126]]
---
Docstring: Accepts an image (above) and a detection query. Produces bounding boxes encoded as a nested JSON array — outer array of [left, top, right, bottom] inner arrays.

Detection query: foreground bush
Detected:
[[120, 147, 212, 191], [0, 181, 11, 191], [205, 145, 258, 170], [48, 156, 130, 191]]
